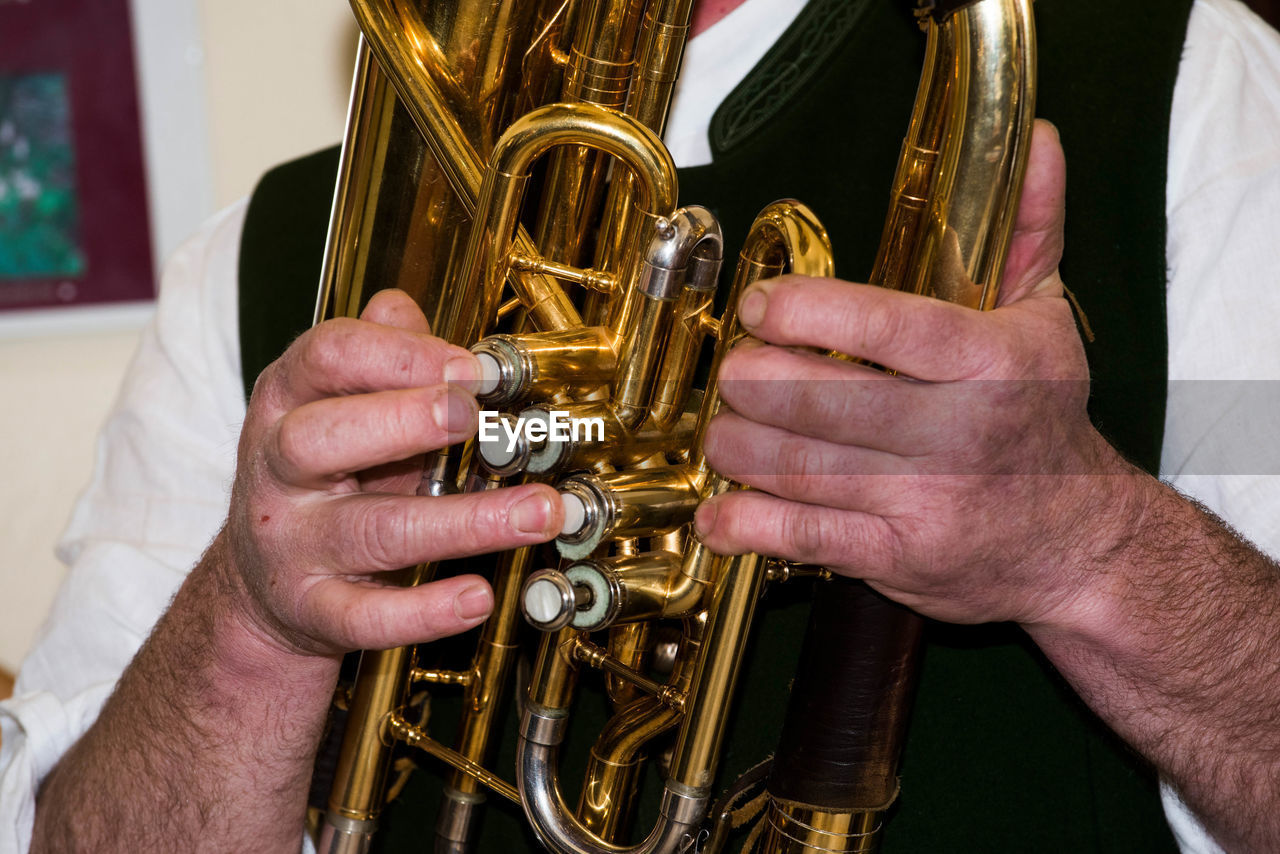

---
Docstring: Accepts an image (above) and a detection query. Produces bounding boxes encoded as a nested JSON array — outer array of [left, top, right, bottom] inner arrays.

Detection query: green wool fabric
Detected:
[[237, 0, 1190, 849]]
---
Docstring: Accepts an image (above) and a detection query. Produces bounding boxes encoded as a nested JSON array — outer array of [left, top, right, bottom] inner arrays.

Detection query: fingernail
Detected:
[[694, 501, 718, 539], [510, 492, 554, 535], [454, 584, 493, 621], [433, 386, 476, 435], [739, 289, 767, 329], [443, 354, 482, 393]]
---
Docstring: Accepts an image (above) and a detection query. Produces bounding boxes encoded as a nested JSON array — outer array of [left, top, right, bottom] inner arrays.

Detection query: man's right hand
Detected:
[[218, 287, 564, 659], [32, 287, 565, 853]]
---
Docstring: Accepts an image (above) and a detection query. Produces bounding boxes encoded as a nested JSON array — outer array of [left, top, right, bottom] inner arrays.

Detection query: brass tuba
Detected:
[[312, 1, 1035, 853]]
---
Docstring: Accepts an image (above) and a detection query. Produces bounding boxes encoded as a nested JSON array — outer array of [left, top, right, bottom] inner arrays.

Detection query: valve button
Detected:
[[479, 437, 519, 468], [522, 570, 577, 631], [475, 352, 502, 397], [560, 493, 587, 538]]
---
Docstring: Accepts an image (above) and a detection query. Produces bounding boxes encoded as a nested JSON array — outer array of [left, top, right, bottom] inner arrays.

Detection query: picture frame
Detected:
[[0, 0, 154, 315]]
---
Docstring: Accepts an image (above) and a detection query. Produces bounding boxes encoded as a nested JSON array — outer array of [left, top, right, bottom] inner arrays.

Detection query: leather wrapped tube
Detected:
[[766, 575, 924, 811]]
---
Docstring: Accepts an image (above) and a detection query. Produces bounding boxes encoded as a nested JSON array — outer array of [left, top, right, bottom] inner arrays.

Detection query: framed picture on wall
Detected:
[[0, 0, 154, 314]]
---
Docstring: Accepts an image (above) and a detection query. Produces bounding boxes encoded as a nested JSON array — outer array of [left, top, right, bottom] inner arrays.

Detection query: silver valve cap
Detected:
[[560, 492, 587, 538], [521, 569, 593, 632], [474, 351, 501, 397], [477, 412, 527, 476]]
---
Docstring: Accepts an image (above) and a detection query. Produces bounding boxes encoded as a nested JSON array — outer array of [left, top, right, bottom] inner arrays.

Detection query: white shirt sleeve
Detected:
[[0, 200, 249, 853], [1161, 0, 1280, 851]]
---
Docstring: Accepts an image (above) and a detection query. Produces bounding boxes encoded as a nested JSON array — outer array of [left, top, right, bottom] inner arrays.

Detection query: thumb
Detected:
[[360, 288, 432, 334], [998, 119, 1066, 305]]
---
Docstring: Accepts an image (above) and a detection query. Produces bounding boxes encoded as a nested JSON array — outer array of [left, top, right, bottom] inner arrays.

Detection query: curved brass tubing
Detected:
[[446, 101, 678, 349], [513, 200, 834, 854], [577, 697, 683, 841], [872, 0, 1035, 306], [692, 200, 835, 469], [611, 206, 723, 431], [533, 0, 649, 268], [346, 0, 583, 335]]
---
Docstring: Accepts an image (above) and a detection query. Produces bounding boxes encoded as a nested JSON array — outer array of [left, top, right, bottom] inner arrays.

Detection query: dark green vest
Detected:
[[238, 1, 1191, 849]]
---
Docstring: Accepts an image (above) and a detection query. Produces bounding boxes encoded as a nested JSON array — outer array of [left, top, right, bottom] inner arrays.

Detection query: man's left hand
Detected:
[[697, 121, 1138, 631]]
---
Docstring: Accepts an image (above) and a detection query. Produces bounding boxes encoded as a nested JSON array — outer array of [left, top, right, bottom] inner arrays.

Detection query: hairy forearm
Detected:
[[1028, 469, 1280, 853], [32, 534, 339, 853]]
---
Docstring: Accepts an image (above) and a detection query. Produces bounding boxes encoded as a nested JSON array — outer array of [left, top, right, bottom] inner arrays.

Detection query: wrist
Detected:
[[1023, 461, 1236, 681], [1023, 440, 1164, 644], [186, 532, 340, 692], [1019, 464, 1280, 853]]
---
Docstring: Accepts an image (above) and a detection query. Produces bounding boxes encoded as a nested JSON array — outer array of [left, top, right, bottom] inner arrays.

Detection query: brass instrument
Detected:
[[312, 0, 1035, 852]]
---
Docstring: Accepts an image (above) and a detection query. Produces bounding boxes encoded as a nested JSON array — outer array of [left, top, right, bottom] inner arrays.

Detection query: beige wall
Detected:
[[200, 0, 357, 207], [0, 2, 356, 675]]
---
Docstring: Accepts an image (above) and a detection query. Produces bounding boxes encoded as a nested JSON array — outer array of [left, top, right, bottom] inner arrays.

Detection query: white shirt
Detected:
[[2, 1, 1276, 851]]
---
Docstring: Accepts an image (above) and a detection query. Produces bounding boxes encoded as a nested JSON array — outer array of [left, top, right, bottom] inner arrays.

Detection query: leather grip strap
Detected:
[[766, 576, 924, 811]]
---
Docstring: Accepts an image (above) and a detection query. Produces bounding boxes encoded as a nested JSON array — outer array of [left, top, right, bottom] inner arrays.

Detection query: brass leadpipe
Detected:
[[693, 200, 834, 465]]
